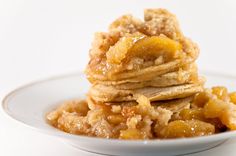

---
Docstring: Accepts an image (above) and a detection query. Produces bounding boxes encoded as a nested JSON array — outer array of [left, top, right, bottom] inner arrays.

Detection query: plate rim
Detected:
[[2, 70, 236, 147]]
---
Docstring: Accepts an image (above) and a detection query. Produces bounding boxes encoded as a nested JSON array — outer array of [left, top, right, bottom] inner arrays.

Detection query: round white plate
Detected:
[[2, 71, 236, 156]]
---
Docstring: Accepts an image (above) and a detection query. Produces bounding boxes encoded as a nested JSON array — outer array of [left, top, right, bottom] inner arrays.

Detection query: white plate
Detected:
[[2, 71, 236, 156]]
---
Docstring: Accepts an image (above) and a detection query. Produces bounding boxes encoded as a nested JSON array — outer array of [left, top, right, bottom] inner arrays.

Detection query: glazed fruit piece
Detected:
[[128, 36, 182, 62], [192, 92, 209, 108], [119, 129, 144, 139], [178, 107, 226, 132], [156, 120, 215, 138], [229, 92, 236, 104], [106, 35, 144, 64], [179, 108, 205, 121], [204, 99, 236, 130], [105, 35, 183, 74], [211, 86, 228, 101]]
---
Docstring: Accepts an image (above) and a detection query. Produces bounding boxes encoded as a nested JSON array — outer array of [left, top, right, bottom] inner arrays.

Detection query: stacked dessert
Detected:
[[47, 9, 236, 139], [86, 9, 203, 107]]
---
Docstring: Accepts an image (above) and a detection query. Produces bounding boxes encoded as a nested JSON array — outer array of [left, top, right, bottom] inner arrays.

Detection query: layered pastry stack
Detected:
[[86, 9, 203, 107], [47, 9, 236, 139]]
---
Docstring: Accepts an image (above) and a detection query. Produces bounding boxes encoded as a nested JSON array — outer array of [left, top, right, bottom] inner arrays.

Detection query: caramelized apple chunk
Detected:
[[212, 86, 228, 101], [204, 99, 236, 130], [156, 120, 215, 138], [107, 114, 125, 125], [178, 106, 226, 132], [193, 92, 209, 108], [203, 99, 226, 118], [128, 36, 182, 62], [119, 129, 144, 140], [106, 35, 144, 64], [106, 35, 182, 66], [229, 92, 236, 104], [220, 105, 236, 130], [179, 108, 205, 121]]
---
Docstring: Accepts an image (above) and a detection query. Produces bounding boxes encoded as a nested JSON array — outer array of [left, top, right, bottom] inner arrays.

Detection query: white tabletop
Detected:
[[1, 0, 236, 155]]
